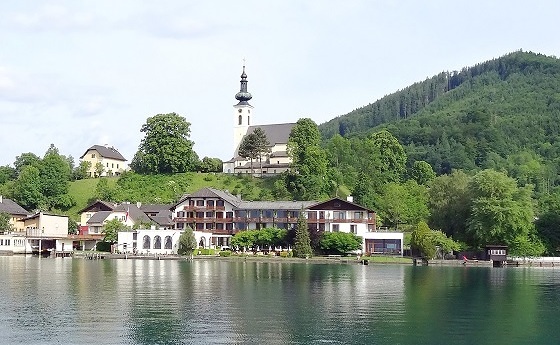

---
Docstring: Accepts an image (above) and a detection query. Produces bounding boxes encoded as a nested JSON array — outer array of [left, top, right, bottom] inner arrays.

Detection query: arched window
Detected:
[[154, 235, 162, 249], [247, 116, 250, 126], [238, 114, 242, 125], [142, 235, 151, 249], [164, 236, 172, 249]]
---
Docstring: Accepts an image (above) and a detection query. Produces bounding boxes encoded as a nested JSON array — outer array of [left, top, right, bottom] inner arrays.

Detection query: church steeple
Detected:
[[235, 65, 252, 105]]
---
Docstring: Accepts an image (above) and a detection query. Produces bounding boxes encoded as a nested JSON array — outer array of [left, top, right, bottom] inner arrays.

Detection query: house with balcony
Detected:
[[169, 187, 403, 255]]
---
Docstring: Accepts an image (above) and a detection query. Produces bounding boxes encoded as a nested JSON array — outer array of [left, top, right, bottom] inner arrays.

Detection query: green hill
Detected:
[[66, 172, 280, 219], [319, 51, 560, 179]]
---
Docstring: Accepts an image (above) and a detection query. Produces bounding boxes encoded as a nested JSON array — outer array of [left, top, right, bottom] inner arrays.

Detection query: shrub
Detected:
[[219, 250, 232, 257]]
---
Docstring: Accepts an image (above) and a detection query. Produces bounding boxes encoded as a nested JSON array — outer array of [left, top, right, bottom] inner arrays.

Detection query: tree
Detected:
[[378, 180, 429, 229], [95, 162, 104, 177], [12, 165, 45, 210], [198, 157, 223, 173], [40, 144, 73, 210], [0, 212, 14, 233], [253, 127, 271, 176], [131, 113, 198, 174], [293, 211, 312, 258], [93, 178, 115, 202], [466, 169, 543, 255], [102, 218, 130, 243], [73, 161, 92, 180], [68, 218, 78, 235], [369, 130, 406, 184], [319, 232, 363, 255], [178, 226, 197, 257], [0, 166, 16, 184], [428, 170, 471, 241], [286, 118, 328, 200], [409, 161, 436, 185], [238, 132, 259, 174], [411, 221, 437, 259], [14, 152, 41, 176]]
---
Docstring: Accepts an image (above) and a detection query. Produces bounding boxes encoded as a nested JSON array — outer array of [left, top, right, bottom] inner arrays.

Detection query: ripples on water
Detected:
[[1, 256, 559, 345]]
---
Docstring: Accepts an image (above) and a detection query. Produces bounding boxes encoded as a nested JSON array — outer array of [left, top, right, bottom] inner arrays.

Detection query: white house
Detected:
[[117, 229, 207, 255]]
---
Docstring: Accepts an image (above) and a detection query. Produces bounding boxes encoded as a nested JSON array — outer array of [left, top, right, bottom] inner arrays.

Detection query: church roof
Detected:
[[246, 123, 295, 146]]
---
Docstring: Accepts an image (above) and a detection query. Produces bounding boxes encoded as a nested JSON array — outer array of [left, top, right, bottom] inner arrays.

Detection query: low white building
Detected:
[[117, 229, 211, 255]]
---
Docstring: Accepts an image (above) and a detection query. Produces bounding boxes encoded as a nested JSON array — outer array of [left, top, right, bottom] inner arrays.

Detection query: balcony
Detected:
[[182, 205, 225, 211]]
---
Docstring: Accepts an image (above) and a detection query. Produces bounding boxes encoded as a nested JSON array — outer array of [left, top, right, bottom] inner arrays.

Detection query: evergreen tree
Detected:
[[293, 211, 312, 258], [178, 226, 197, 258]]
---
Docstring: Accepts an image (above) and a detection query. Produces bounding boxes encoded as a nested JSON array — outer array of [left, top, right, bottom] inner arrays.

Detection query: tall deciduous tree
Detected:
[[286, 118, 328, 200], [40, 144, 74, 210], [131, 113, 198, 174], [369, 130, 406, 184], [293, 211, 312, 258], [466, 169, 544, 255], [14, 152, 41, 177], [428, 170, 472, 242], [409, 161, 436, 185], [12, 165, 45, 210]]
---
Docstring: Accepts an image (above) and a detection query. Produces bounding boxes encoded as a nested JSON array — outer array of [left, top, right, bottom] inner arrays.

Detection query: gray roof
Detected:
[[172, 187, 241, 209], [148, 214, 173, 227], [86, 211, 112, 224], [0, 198, 29, 216], [114, 204, 152, 223], [245, 123, 295, 146], [78, 200, 116, 214], [140, 204, 173, 213], [80, 145, 127, 161], [237, 200, 316, 210]]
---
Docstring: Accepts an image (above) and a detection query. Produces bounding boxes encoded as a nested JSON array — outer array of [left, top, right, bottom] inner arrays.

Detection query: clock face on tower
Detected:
[[238, 109, 242, 113]]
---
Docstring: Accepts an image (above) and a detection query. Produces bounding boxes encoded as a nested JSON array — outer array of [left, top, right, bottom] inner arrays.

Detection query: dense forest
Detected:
[[319, 50, 560, 181]]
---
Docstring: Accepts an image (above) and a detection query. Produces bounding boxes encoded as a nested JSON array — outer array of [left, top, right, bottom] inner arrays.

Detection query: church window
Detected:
[[238, 115, 242, 125], [248, 116, 250, 125]]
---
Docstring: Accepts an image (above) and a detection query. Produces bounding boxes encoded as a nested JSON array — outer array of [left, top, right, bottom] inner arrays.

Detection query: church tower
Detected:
[[233, 65, 253, 154]]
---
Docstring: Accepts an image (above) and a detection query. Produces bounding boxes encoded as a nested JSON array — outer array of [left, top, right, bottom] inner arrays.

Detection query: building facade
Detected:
[[80, 144, 128, 177], [170, 187, 403, 255]]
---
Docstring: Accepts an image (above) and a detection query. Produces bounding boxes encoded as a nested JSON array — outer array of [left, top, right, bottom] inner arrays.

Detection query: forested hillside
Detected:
[[319, 51, 560, 182]]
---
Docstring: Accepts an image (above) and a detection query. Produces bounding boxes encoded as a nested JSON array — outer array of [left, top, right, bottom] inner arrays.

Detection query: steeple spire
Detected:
[[235, 63, 252, 105]]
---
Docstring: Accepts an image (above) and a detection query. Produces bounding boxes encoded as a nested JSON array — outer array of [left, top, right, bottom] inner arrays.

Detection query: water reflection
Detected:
[[1, 257, 560, 344]]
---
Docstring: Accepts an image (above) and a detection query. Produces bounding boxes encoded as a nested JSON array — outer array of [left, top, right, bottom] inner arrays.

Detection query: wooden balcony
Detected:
[[182, 205, 225, 211]]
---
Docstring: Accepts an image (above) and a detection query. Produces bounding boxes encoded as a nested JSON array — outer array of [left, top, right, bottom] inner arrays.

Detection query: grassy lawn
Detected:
[[362, 255, 413, 264]]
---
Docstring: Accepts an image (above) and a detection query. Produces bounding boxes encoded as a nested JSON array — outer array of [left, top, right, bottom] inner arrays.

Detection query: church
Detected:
[[222, 66, 294, 176]]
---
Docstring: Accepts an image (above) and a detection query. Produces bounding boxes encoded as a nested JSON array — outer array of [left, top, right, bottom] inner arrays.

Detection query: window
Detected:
[[117, 164, 119, 168], [205, 223, 213, 230], [238, 114, 242, 125], [216, 223, 224, 230], [248, 116, 250, 125], [350, 225, 357, 234], [111, 163, 114, 168], [332, 224, 339, 232], [354, 212, 363, 220], [205, 211, 213, 217], [142, 235, 151, 249], [153, 236, 162, 249], [164, 236, 172, 249], [177, 211, 185, 218], [91, 153, 96, 158], [196, 200, 204, 206], [196, 212, 204, 218], [106, 163, 109, 167], [133, 232, 138, 240]]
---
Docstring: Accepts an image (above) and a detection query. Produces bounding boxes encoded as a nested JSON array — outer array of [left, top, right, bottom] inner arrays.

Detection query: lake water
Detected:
[[0, 256, 559, 345]]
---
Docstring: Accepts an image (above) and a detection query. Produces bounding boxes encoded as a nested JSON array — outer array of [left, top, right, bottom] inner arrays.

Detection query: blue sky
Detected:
[[0, 0, 558, 166]]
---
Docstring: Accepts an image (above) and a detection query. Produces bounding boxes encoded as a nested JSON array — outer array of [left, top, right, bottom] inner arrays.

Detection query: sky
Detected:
[[0, 0, 559, 167]]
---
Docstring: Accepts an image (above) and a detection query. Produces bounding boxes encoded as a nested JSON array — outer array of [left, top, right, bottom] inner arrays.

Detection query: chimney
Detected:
[[346, 195, 354, 203]]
